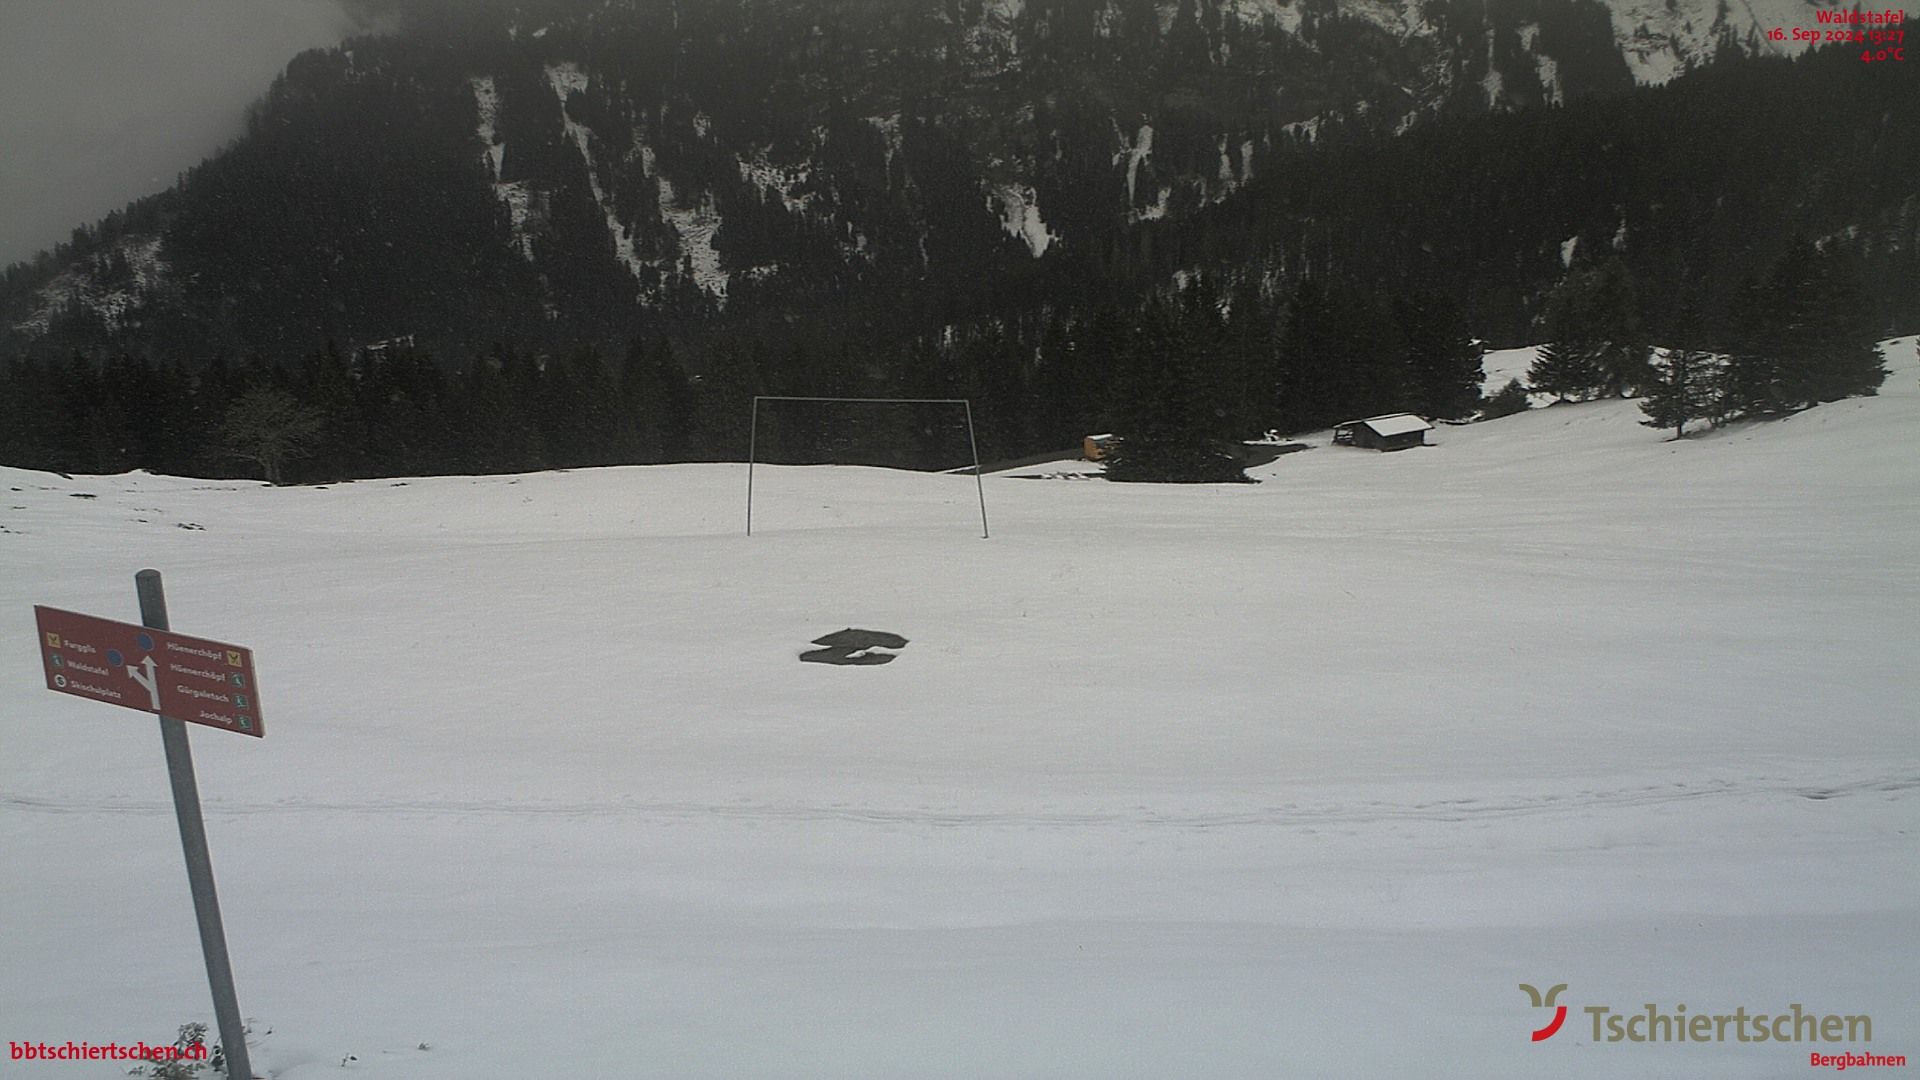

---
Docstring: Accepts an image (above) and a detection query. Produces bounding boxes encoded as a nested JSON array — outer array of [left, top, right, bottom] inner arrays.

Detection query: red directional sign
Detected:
[[34, 606, 263, 737]]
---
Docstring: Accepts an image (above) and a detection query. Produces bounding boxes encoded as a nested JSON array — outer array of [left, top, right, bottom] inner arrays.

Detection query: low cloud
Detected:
[[335, 0, 595, 41], [0, 0, 357, 267], [0, 0, 613, 268]]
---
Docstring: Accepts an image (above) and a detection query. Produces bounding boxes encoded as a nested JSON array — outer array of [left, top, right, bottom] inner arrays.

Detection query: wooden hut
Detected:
[[1332, 413, 1433, 451]]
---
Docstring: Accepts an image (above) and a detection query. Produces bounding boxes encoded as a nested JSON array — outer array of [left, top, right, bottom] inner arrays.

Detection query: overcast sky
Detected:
[[0, 0, 362, 268]]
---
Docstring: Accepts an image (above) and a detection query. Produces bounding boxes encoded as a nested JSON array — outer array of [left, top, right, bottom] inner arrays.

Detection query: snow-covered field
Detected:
[[4, 342, 1917, 1078]]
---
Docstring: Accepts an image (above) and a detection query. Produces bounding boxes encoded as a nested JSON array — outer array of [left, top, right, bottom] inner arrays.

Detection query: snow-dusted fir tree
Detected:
[[1480, 378, 1532, 419], [1526, 340, 1603, 402], [1639, 347, 1720, 437], [1640, 282, 1720, 438], [1532, 258, 1650, 401], [1721, 241, 1886, 417]]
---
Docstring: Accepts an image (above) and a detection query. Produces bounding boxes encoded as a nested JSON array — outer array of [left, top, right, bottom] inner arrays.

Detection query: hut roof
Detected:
[[1357, 413, 1433, 437]]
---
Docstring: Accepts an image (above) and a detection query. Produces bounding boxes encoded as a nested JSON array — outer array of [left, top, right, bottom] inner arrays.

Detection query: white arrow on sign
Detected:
[[127, 655, 161, 711]]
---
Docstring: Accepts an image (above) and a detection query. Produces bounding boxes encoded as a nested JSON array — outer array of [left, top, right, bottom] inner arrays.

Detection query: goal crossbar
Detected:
[[746, 396, 989, 538]]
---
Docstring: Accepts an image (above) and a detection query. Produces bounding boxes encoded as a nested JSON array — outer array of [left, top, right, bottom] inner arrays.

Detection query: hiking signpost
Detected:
[[36, 605, 263, 736], [31, 570, 259, 1080]]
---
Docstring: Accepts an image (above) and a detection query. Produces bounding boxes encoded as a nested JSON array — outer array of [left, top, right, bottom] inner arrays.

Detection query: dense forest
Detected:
[[1, 232, 1887, 485], [0, 271, 1481, 483]]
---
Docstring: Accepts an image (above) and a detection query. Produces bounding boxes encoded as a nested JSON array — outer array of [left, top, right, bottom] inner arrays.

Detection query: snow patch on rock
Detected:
[[1115, 123, 1154, 205], [470, 75, 538, 261], [657, 174, 729, 301], [1482, 34, 1505, 106], [868, 114, 904, 178], [1139, 185, 1173, 221], [496, 181, 541, 260], [740, 152, 817, 216], [990, 183, 1056, 257], [1535, 53, 1563, 104], [13, 235, 169, 338], [1222, 0, 1304, 36], [546, 62, 648, 290], [469, 75, 505, 179]]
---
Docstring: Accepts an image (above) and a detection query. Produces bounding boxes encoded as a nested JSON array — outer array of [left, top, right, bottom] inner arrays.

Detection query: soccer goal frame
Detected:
[[746, 396, 989, 539]]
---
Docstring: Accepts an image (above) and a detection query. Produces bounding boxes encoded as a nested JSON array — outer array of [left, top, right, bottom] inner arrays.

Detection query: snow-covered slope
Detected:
[[2, 341, 1914, 1078]]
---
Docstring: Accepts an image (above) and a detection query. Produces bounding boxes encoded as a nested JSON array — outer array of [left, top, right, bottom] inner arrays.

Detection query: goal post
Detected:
[[746, 396, 989, 539]]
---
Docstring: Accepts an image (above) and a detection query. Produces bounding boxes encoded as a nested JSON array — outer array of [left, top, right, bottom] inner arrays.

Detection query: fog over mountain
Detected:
[[0, 0, 361, 267]]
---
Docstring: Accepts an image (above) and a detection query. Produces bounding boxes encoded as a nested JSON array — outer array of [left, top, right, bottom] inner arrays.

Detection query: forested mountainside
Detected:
[[7, 0, 1909, 360], [0, 0, 1913, 483]]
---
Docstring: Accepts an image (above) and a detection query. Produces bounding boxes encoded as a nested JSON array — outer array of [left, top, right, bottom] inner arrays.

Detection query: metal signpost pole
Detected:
[[963, 400, 989, 539], [135, 570, 254, 1080], [747, 396, 759, 536]]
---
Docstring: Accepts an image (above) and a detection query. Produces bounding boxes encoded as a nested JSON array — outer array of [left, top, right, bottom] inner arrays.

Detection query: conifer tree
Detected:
[[1760, 241, 1886, 408], [1639, 347, 1719, 438], [1105, 300, 1248, 483], [1032, 310, 1093, 447], [1720, 242, 1886, 417], [1480, 378, 1532, 419], [1274, 276, 1405, 432], [1526, 340, 1602, 403], [1221, 277, 1277, 438], [619, 338, 698, 463], [1536, 258, 1648, 400], [1586, 259, 1653, 397], [1396, 290, 1485, 420]]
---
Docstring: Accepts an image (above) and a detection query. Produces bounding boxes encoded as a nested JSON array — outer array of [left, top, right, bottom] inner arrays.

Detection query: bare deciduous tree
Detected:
[[221, 386, 324, 485]]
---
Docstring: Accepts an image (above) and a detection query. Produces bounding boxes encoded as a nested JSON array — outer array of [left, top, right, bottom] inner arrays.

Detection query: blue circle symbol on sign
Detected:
[[136, 633, 155, 651], [107, 649, 125, 667]]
